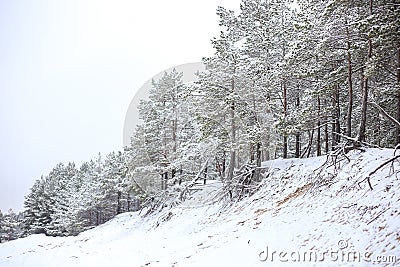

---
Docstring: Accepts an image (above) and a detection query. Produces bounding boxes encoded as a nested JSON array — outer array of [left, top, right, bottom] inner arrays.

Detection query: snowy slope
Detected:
[[1, 148, 399, 266]]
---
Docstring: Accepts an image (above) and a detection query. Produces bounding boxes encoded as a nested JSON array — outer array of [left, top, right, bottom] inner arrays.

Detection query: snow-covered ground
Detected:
[[1, 148, 399, 266]]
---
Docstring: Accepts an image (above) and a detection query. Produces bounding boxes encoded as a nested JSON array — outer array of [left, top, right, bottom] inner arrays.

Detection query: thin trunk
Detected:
[[358, 0, 373, 143], [96, 211, 99, 226], [332, 85, 339, 149], [283, 82, 288, 158], [324, 99, 329, 153], [332, 92, 336, 149], [164, 172, 168, 190], [116, 191, 122, 215], [396, 43, 400, 144], [295, 91, 300, 158], [250, 143, 255, 163], [263, 139, 270, 161], [307, 130, 314, 158], [172, 118, 177, 153], [222, 151, 226, 178], [317, 95, 321, 156], [250, 81, 257, 164], [255, 142, 262, 181], [377, 111, 381, 147], [336, 84, 341, 144], [203, 166, 207, 185], [228, 77, 236, 180], [179, 168, 183, 185], [325, 122, 329, 153], [295, 134, 300, 158], [345, 19, 354, 137]]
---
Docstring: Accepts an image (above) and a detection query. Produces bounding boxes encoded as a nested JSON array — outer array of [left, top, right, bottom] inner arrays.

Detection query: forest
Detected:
[[1, 0, 399, 241]]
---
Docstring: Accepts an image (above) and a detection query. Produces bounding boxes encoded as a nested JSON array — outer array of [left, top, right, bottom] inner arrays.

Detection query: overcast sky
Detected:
[[0, 0, 241, 213]]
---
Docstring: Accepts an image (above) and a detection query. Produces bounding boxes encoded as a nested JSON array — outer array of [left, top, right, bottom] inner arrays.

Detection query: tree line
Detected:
[[4, 0, 398, 241]]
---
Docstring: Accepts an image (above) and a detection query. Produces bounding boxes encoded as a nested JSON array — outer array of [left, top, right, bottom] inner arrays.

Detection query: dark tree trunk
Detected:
[[306, 130, 314, 158], [332, 85, 340, 149], [96, 211, 100, 226], [283, 82, 288, 158], [116, 191, 122, 215], [164, 172, 168, 190], [228, 76, 236, 180], [336, 86, 341, 144], [325, 121, 329, 153], [358, 1, 373, 143], [250, 143, 255, 163], [396, 43, 400, 144], [203, 166, 207, 185], [324, 99, 329, 153], [295, 92, 300, 158], [295, 134, 300, 158], [222, 151, 226, 178], [317, 95, 321, 156], [254, 142, 262, 181], [345, 19, 354, 138]]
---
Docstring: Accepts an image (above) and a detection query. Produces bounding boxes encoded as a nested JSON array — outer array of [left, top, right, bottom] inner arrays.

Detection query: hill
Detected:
[[0, 148, 399, 266]]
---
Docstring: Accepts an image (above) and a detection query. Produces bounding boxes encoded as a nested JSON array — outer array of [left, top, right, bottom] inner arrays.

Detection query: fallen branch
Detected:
[[334, 132, 379, 150], [369, 155, 400, 177], [179, 158, 210, 201], [358, 154, 400, 190], [367, 208, 390, 225]]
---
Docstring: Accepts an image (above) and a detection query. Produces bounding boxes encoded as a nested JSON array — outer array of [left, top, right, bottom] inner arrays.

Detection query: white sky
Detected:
[[0, 0, 241, 213]]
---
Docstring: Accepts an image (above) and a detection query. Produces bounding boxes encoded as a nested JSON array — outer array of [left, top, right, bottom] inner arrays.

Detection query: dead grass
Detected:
[[276, 183, 312, 207], [254, 208, 271, 215]]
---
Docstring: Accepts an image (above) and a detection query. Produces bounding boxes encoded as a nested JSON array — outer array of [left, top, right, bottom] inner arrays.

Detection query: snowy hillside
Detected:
[[1, 148, 399, 266]]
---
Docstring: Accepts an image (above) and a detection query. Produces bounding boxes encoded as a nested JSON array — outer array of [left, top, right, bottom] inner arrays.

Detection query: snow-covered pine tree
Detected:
[[0, 209, 19, 242], [137, 69, 187, 189], [22, 176, 51, 236], [45, 162, 77, 236]]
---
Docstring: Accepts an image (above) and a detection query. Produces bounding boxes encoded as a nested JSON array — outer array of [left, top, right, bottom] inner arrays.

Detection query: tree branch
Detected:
[[369, 101, 400, 129]]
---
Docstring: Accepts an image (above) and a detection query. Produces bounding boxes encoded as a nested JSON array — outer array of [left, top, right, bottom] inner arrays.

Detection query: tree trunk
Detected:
[[255, 142, 262, 181], [306, 129, 314, 158], [345, 19, 354, 138], [396, 42, 400, 144], [331, 90, 336, 149], [228, 77, 236, 180], [264, 133, 270, 161], [96, 211, 99, 226], [336, 84, 341, 144], [116, 191, 122, 215], [325, 121, 329, 153], [164, 172, 168, 190], [324, 99, 329, 153], [332, 85, 340, 149], [317, 95, 321, 156], [295, 92, 300, 158], [283, 82, 288, 158], [358, 0, 373, 143], [222, 151, 226, 178]]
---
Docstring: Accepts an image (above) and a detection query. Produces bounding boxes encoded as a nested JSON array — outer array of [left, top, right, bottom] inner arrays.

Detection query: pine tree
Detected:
[[0, 209, 19, 242]]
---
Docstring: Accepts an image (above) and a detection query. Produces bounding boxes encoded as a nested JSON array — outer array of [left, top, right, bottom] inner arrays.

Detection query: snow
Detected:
[[1, 148, 399, 266]]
